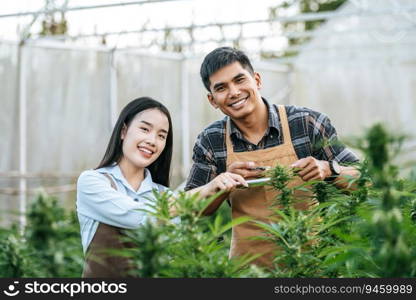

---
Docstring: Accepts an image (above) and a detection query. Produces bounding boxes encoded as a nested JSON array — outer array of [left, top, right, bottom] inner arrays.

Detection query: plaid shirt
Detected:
[[184, 98, 359, 190]]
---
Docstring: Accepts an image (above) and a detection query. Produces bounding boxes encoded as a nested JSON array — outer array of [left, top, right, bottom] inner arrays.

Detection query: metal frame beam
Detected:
[[0, 0, 190, 18]]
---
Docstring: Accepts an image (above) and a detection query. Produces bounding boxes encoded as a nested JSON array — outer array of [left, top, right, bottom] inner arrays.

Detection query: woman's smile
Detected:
[[137, 145, 155, 159]]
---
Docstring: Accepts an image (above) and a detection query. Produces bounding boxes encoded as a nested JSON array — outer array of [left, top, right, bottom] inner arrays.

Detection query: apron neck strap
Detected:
[[276, 105, 292, 145], [225, 117, 235, 156]]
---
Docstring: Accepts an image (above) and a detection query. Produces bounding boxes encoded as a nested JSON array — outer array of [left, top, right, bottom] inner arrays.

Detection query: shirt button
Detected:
[[134, 198, 139, 202]]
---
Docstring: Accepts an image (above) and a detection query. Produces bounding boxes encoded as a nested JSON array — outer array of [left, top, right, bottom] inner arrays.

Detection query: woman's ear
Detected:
[[120, 124, 127, 140]]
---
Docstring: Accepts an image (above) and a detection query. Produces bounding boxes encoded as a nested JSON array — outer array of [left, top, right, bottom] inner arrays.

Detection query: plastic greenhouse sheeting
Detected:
[[0, 40, 290, 226], [291, 0, 416, 165]]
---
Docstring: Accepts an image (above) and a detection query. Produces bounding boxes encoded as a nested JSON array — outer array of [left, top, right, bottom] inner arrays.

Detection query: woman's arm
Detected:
[[185, 171, 248, 216], [76, 170, 146, 228]]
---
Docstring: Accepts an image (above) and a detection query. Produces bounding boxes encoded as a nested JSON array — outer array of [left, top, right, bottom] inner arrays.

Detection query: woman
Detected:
[[76, 97, 173, 277]]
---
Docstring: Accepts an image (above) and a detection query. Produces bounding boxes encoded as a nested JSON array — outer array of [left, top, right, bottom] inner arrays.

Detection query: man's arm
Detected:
[[291, 109, 360, 190], [291, 157, 359, 189]]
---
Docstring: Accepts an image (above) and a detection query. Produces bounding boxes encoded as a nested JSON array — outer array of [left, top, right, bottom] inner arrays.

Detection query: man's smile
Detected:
[[229, 96, 249, 109]]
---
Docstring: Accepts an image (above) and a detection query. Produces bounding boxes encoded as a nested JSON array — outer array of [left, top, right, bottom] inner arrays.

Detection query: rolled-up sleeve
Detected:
[[76, 170, 146, 229], [308, 110, 359, 164]]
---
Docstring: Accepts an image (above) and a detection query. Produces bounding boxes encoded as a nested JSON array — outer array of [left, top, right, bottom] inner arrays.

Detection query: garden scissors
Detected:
[[240, 177, 271, 188]]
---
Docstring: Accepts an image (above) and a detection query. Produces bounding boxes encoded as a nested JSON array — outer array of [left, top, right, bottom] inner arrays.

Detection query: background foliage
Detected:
[[0, 123, 415, 277]]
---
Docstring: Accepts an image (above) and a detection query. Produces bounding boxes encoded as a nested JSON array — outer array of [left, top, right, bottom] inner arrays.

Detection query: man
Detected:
[[185, 47, 359, 267]]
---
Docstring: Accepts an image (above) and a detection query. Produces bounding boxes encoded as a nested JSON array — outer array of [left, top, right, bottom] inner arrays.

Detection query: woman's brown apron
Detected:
[[82, 173, 135, 278], [226, 105, 315, 268]]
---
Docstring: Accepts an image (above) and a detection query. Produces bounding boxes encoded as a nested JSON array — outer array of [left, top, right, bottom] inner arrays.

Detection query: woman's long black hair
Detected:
[[96, 97, 173, 187]]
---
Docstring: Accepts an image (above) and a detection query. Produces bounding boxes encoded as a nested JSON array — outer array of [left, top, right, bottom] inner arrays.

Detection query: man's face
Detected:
[[207, 61, 262, 120]]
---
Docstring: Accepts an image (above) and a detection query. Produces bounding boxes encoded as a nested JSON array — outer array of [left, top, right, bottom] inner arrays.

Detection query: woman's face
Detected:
[[120, 108, 169, 170]]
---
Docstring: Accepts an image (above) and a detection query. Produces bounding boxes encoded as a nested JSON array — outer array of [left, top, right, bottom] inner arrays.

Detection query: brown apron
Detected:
[[226, 105, 315, 268], [82, 173, 135, 278]]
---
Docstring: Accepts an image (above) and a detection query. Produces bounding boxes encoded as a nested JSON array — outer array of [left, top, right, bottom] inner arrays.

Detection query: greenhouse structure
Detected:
[[0, 0, 415, 231]]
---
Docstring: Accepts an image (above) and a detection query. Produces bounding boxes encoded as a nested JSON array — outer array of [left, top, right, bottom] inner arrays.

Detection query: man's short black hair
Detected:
[[200, 47, 254, 91]]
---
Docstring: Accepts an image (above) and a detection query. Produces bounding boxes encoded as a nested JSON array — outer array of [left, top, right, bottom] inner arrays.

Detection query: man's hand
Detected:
[[227, 161, 265, 179], [291, 156, 331, 181]]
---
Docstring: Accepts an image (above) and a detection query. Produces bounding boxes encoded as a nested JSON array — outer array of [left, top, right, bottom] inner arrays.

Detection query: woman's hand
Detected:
[[201, 172, 248, 197], [186, 172, 248, 216]]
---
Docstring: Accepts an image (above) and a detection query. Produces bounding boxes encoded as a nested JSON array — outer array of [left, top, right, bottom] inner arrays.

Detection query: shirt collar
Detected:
[[98, 164, 156, 195], [228, 97, 281, 139], [139, 168, 156, 194]]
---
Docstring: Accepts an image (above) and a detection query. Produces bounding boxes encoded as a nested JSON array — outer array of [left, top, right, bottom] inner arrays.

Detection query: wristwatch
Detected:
[[328, 160, 341, 176]]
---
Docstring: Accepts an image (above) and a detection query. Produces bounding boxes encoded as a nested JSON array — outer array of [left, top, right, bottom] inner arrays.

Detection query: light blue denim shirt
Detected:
[[76, 164, 166, 253]]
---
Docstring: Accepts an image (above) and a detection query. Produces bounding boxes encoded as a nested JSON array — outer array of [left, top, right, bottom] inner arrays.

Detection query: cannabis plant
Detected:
[[0, 226, 30, 277], [0, 193, 83, 277], [24, 193, 83, 277], [341, 124, 416, 277], [122, 190, 257, 277]]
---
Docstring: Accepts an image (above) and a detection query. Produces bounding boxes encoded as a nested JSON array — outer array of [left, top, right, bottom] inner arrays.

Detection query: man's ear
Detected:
[[207, 93, 219, 109], [254, 72, 262, 90]]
